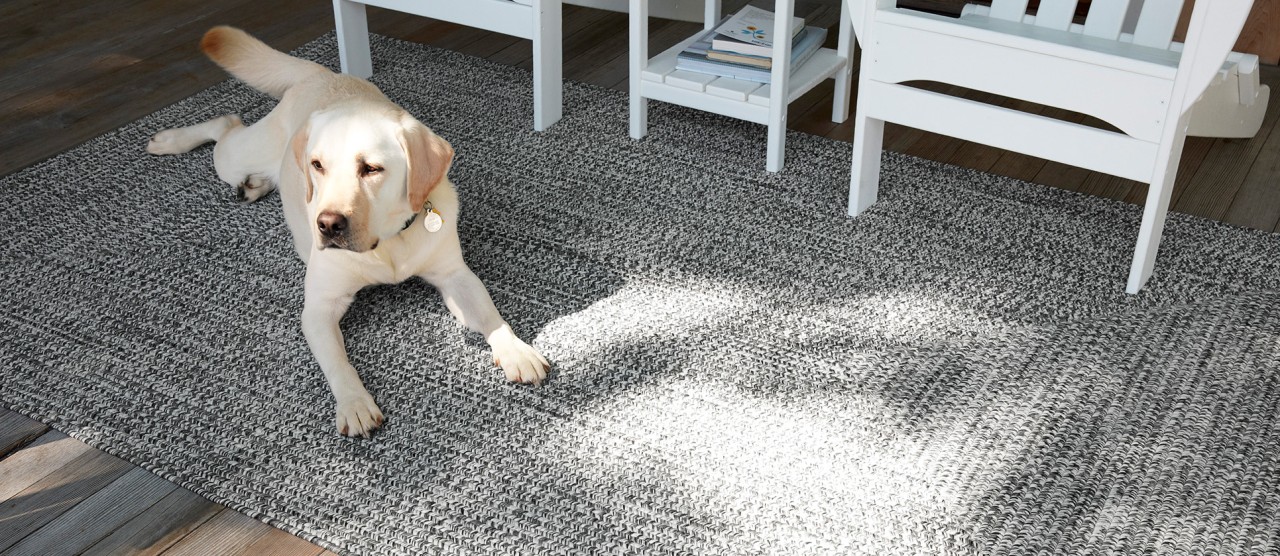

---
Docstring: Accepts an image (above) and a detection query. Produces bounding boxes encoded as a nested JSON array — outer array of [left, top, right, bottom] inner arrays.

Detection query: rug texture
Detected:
[[5, 33, 1280, 555]]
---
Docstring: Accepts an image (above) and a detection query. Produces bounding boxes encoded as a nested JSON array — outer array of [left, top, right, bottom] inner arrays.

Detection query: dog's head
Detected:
[[290, 104, 454, 252]]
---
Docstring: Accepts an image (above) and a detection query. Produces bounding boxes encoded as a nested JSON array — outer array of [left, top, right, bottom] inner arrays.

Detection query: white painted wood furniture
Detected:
[[845, 0, 1270, 293], [630, 0, 855, 172], [333, 0, 565, 131], [333, 0, 703, 132]]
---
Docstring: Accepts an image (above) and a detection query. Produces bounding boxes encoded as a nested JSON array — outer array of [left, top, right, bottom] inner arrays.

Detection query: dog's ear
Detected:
[[399, 116, 454, 209], [290, 122, 314, 203]]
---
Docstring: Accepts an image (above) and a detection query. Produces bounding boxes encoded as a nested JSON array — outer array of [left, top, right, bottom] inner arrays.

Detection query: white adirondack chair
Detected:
[[845, 0, 1270, 293]]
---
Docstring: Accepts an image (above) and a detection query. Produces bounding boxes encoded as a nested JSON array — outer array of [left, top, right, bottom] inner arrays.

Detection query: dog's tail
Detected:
[[200, 26, 329, 99]]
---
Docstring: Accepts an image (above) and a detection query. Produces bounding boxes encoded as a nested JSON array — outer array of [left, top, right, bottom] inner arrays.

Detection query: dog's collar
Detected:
[[400, 211, 419, 232], [399, 201, 443, 234]]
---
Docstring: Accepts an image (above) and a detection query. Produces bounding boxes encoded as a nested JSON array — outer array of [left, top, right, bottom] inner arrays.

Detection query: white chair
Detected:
[[332, 0, 704, 132], [845, 0, 1270, 293]]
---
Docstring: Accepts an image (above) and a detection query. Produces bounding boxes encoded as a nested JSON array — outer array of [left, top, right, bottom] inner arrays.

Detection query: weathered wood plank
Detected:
[[1223, 108, 1280, 230], [0, 0, 338, 177], [0, 0, 261, 106], [1077, 173, 1138, 202], [1032, 159, 1091, 192], [4, 466, 177, 556], [1175, 0, 1280, 65], [399, 20, 495, 56], [157, 509, 281, 556], [487, 5, 613, 69], [0, 409, 49, 459], [582, 17, 703, 91], [789, 88, 842, 138], [783, 11, 848, 137], [1171, 66, 1280, 221], [230, 527, 327, 556], [540, 10, 636, 76], [1162, 135, 1215, 208], [0, 431, 95, 503], [80, 486, 223, 556], [0, 448, 133, 551], [1236, 0, 1280, 65]]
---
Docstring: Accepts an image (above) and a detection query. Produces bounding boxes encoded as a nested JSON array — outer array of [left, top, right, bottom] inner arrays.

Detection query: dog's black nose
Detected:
[[317, 212, 348, 238]]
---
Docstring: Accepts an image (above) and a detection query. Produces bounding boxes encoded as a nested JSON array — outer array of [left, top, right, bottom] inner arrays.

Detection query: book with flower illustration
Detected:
[[711, 5, 805, 57]]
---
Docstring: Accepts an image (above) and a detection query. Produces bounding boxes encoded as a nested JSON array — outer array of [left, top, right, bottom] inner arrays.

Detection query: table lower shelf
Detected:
[[638, 32, 847, 125]]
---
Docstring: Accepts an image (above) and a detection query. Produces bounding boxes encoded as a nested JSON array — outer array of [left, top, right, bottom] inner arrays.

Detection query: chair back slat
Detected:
[[1033, 0, 1078, 30], [988, 0, 1030, 22], [1081, 0, 1132, 39], [1131, 0, 1187, 49]]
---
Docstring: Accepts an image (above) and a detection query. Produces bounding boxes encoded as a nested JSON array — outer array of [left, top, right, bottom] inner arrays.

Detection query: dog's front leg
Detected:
[[302, 267, 383, 437], [425, 266, 549, 385]]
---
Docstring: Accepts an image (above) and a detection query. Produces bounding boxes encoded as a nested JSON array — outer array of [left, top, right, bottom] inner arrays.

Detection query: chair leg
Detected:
[[333, 0, 372, 78], [766, 114, 787, 172], [831, 0, 854, 124], [629, 0, 649, 140], [1126, 128, 1189, 294], [703, 0, 720, 30], [764, 0, 795, 173], [848, 109, 884, 217], [532, 0, 563, 132]]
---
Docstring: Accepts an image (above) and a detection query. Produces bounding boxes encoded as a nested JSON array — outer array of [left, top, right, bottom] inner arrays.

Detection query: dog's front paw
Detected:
[[146, 129, 188, 155], [335, 393, 384, 438], [492, 335, 550, 385]]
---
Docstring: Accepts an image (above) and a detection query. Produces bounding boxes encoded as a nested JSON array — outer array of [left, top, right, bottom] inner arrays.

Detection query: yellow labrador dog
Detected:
[[148, 27, 548, 437]]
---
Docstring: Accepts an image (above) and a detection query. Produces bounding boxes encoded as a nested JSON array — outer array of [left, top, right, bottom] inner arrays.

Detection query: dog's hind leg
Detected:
[[146, 114, 242, 155], [211, 119, 286, 203], [148, 114, 278, 203]]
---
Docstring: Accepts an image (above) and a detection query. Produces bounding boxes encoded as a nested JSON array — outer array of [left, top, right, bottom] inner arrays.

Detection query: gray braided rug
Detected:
[[4, 33, 1280, 555]]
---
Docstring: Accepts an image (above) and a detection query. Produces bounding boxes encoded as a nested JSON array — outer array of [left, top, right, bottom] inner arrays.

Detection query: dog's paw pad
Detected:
[[493, 339, 550, 385], [335, 394, 384, 438]]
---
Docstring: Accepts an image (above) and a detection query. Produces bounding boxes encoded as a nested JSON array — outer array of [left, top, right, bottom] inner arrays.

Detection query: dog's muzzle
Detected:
[[317, 211, 352, 250]]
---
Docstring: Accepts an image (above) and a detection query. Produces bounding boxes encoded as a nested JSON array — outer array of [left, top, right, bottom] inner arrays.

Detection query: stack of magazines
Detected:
[[676, 5, 827, 84]]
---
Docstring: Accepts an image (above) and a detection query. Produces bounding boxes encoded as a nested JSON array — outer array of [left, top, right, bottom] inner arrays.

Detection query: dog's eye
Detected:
[[360, 164, 382, 177], [311, 160, 323, 172]]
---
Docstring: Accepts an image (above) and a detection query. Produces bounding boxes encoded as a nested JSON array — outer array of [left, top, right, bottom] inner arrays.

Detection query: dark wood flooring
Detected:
[[3, 0, 1278, 553]]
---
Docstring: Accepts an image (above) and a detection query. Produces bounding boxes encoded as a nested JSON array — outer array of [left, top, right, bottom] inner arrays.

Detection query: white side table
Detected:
[[629, 0, 853, 171], [333, 0, 564, 131]]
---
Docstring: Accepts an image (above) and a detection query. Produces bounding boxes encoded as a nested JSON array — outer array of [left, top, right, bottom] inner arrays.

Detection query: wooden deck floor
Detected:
[[3, 1, 1279, 554]]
